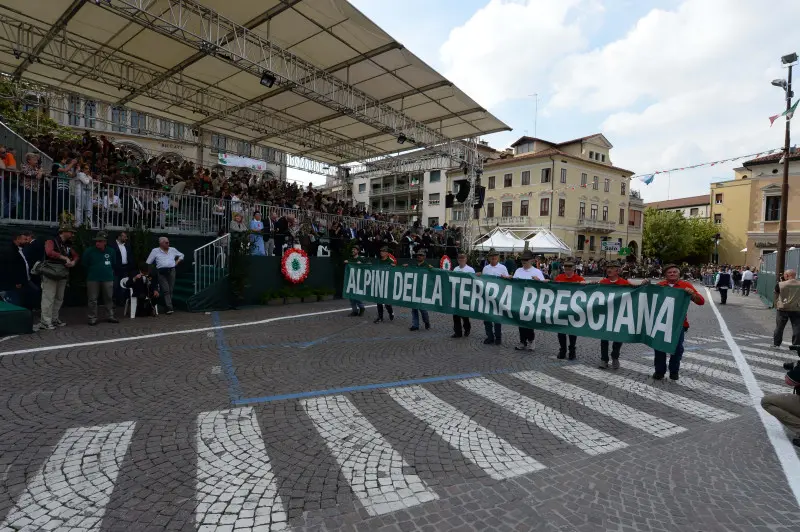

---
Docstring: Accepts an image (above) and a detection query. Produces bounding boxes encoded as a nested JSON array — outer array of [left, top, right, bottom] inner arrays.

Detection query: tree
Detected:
[[642, 207, 717, 264], [0, 79, 78, 141]]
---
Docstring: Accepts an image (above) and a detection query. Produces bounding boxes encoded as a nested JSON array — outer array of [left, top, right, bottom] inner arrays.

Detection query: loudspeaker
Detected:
[[455, 180, 470, 203], [445, 193, 454, 208], [473, 186, 486, 209]]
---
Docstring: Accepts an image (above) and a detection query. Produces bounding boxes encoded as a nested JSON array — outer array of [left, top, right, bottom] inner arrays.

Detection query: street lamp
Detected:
[[772, 52, 796, 279]]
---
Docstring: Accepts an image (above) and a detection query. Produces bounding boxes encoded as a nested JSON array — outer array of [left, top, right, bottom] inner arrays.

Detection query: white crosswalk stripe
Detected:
[[302, 394, 438, 516], [387, 385, 546, 478], [754, 343, 784, 349], [195, 408, 288, 531], [509, 371, 686, 437], [0, 421, 135, 532], [683, 352, 788, 384], [618, 361, 752, 406], [566, 366, 739, 422], [739, 345, 792, 360], [456, 377, 628, 455], [708, 347, 787, 368]]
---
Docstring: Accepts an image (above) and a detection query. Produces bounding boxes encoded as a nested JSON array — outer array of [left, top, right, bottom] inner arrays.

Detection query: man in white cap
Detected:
[[512, 249, 545, 351], [479, 248, 510, 345], [451, 253, 474, 338]]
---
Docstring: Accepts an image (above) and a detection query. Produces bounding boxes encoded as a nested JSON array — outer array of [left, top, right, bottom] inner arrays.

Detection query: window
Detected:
[[715, 193, 723, 204], [211, 133, 226, 151], [714, 213, 722, 224], [560, 168, 567, 183], [601, 154, 606, 162], [619, 208, 625, 224], [689, 207, 699, 216], [521, 171, 530, 186], [488, 176, 496, 189], [429, 170, 441, 183], [577, 235, 585, 251], [540, 198, 550, 216], [428, 193, 440, 204], [589, 151, 595, 159], [428, 217, 439, 226], [541, 168, 551, 183], [85, 100, 96, 129], [453, 210, 464, 221], [590, 204, 598, 220], [558, 198, 566, 217], [111, 107, 127, 132], [174, 122, 185, 140], [358, 183, 366, 193], [501, 201, 513, 217], [604, 178, 610, 192], [581, 173, 587, 187], [67, 95, 81, 126], [592, 176, 599, 190], [602, 205, 608, 221], [520, 199, 529, 216], [504, 173, 513, 187], [237, 140, 252, 157], [487, 203, 495, 218], [589, 235, 596, 251], [130, 111, 146, 134], [765, 196, 781, 221], [579, 202, 586, 219], [621, 182, 626, 195]]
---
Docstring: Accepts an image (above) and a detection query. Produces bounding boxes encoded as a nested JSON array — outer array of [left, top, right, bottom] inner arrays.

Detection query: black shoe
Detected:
[[451, 333, 462, 338], [514, 342, 527, 351], [494, 339, 502, 345], [424, 322, 430, 330], [557, 350, 566, 360], [389, 313, 394, 321], [483, 338, 494, 345], [464, 329, 470, 337], [107, 318, 119, 324], [652, 372, 665, 380], [792, 436, 800, 448], [374, 317, 383, 323], [88, 321, 98, 326], [358, 308, 365, 316], [568, 351, 576, 360], [669, 372, 679, 381], [409, 326, 419, 331], [348, 312, 358, 317]]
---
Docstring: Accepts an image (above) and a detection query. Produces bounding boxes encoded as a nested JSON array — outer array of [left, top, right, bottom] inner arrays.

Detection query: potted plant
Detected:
[[317, 287, 335, 302], [262, 290, 284, 306], [284, 286, 302, 305]]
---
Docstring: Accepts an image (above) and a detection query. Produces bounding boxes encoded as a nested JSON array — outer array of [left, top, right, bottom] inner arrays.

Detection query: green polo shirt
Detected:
[[378, 256, 394, 265], [409, 260, 433, 269], [82, 246, 116, 282]]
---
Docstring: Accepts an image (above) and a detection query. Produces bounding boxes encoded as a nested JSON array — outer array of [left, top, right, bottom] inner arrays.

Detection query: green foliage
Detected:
[[0, 80, 79, 141], [643, 207, 718, 264], [129, 224, 153, 265]]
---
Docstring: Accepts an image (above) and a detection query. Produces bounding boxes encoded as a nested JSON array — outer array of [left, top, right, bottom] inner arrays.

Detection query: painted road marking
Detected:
[[618, 360, 752, 406], [302, 395, 438, 516], [0, 421, 135, 531], [195, 408, 287, 531], [708, 347, 788, 367], [566, 366, 738, 422], [456, 378, 627, 455], [739, 345, 794, 360], [510, 371, 686, 438], [682, 352, 787, 385], [387, 385, 546, 478]]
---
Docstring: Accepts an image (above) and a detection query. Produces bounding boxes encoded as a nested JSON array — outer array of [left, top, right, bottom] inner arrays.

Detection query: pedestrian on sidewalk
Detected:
[[553, 260, 585, 359], [597, 261, 630, 369], [478, 248, 510, 345], [741, 267, 754, 296], [373, 246, 395, 323], [773, 269, 800, 347], [145, 236, 184, 315], [83, 231, 119, 325], [451, 253, 474, 338], [405, 249, 432, 331], [716, 267, 733, 304], [38, 224, 79, 330]]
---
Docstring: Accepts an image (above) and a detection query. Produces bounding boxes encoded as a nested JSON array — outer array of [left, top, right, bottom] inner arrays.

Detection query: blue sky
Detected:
[[290, 0, 796, 203]]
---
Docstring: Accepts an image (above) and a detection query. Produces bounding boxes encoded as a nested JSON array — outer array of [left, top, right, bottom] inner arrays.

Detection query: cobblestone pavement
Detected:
[[1, 283, 798, 531]]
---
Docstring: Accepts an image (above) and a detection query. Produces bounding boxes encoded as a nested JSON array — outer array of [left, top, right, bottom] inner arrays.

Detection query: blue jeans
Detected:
[[411, 309, 429, 328], [484, 320, 501, 341], [350, 299, 364, 313], [654, 327, 686, 375], [6, 280, 40, 310]]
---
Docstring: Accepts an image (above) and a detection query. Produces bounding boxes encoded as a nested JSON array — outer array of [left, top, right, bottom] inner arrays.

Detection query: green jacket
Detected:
[[378, 256, 395, 265], [82, 246, 116, 282], [409, 260, 433, 269]]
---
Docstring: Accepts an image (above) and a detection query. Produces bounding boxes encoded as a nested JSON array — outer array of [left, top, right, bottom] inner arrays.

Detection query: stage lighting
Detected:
[[260, 71, 276, 88], [397, 133, 407, 144]]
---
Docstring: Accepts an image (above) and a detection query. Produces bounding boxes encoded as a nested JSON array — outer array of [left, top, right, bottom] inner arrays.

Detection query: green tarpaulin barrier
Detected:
[[344, 264, 691, 353], [0, 300, 33, 336]]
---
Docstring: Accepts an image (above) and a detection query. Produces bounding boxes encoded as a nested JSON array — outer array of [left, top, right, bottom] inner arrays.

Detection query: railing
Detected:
[[0, 120, 53, 169], [578, 217, 617, 232], [483, 216, 531, 226], [0, 169, 411, 236], [194, 233, 231, 294]]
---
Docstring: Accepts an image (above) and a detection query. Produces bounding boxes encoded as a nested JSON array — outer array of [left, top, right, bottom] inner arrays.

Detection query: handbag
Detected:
[[32, 260, 69, 280]]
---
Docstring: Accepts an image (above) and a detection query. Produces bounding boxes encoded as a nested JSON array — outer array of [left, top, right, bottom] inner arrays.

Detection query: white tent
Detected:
[[525, 230, 572, 255], [473, 228, 527, 252]]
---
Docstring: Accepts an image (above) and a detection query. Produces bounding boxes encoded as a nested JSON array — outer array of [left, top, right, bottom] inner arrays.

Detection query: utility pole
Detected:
[[775, 53, 796, 278]]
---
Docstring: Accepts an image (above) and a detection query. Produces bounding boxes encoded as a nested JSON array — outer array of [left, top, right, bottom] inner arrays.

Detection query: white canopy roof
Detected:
[[525, 230, 572, 254], [473, 228, 527, 253]]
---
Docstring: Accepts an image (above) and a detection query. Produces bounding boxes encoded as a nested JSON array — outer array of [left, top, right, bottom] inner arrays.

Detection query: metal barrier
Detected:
[[0, 168, 410, 236], [194, 233, 231, 294]]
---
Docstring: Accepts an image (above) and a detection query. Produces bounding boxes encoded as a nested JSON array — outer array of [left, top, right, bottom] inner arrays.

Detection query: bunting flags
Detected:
[[638, 174, 655, 185], [630, 148, 780, 183], [769, 99, 798, 126]]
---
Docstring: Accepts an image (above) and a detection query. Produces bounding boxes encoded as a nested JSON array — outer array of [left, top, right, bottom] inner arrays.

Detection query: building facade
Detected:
[[711, 153, 800, 267], [446, 134, 642, 259], [645, 195, 711, 219]]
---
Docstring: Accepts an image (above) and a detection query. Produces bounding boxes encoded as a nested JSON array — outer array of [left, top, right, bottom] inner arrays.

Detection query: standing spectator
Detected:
[[74, 163, 93, 226], [479, 248, 510, 345], [249, 212, 265, 256], [716, 266, 733, 305], [0, 145, 17, 169], [109, 232, 134, 306], [145, 236, 184, 315], [83, 231, 118, 325], [742, 267, 754, 296], [274, 212, 289, 255], [20, 153, 43, 221], [511, 250, 545, 351], [39, 224, 79, 330], [1, 230, 38, 310], [773, 269, 800, 347], [229, 213, 247, 233]]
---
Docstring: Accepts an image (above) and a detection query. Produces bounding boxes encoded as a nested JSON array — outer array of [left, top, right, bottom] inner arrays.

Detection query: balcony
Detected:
[[579, 217, 617, 233], [629, 190, 644, 207], [483, 216, 531, 227], [628, 222, 642, 233]]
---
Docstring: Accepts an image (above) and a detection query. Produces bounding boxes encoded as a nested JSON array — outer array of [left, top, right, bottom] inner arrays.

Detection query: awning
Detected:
[[473, 228, 526, 253], [525, 230, 572, 254]]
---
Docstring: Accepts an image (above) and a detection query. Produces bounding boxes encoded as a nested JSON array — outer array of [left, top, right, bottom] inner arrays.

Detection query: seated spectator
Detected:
[[123, 263, 160, 317]]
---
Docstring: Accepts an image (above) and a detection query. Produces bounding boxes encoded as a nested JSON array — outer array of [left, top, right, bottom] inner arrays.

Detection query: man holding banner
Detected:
[[344, 244, 366, 317], [373, 246, 395, 323], [512, 250, 545, 351], [451, 253, 474, 338], [479, 248, 510, 345], [553, 261, 585, 359], [406, 248, 433, 331], [598, 261, 630, 369]]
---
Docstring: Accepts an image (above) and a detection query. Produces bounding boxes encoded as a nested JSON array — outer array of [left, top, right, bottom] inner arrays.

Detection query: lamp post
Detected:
[[773, 52, 797, 278]]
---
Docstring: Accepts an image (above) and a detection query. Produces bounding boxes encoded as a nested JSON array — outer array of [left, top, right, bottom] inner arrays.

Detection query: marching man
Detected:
[[478, 248, 511, 345], [373, 245, 395, 323], [597, 261, 629, 369], [451, 253, 474, 338], [553, 260, 584, 359], [512, 250, 545, 351], [405, 248, 433, 331], [344, 244, 365, 317]]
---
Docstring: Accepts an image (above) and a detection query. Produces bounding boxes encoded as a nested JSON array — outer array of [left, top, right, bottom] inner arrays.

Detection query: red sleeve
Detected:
[[686, 282, 704, 305], [44, 240, 60, 260]]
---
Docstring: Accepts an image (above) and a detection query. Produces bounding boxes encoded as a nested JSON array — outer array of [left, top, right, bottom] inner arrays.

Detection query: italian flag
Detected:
[[770, 99, 799, 126]]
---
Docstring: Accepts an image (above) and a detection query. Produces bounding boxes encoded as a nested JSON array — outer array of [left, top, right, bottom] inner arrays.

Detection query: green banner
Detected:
[[344, 264, 692, 352]]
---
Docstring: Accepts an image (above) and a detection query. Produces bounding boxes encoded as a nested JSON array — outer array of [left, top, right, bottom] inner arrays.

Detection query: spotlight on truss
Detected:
[[260, 71, 276, 88], [397, 133, 407, 144]]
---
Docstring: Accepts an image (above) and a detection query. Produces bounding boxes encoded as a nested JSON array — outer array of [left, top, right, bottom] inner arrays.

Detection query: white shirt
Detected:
[[117, 241, 128, 265], [453, 265, 475, 274], [743, 270, 754, 281], [146, 247, 184, 269], [481, 263, 509, 277], [18, 246, 30, 280], [513, 266, 545, 281]]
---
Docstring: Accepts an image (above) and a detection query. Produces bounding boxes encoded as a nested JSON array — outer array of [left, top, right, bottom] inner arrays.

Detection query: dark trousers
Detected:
[[157, 268, 177, 312], [742, 280, 752, 296], [774, 310, 800, 347], [6, 280, 40, 311], [484, 320, 501, 341], [558, 333, 576, 353], [377, 303, 393, 319], [453, 315, 470, 336], [654, 327, 686, 375], [718, 288, 728, 304], [601, 340, 622, 361], [518, 327, 535, 344], [113, 266, 132, 304]]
